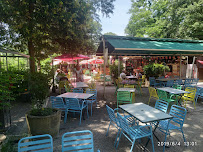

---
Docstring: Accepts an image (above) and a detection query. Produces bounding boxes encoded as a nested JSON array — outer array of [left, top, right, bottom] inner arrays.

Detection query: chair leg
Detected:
[[116, 130, 123, 148], [114, 129, 121, 147], [148, 96, 151, 105], [64, 111, 68, 123], [106, 122, 111, 136], [79, 111, 82, 125], [151, 135, 155, 152], [181, 129, 186, 142], [91, 102, 93, 116], [86, 106, 89, 118], [163, 120, 170, 152], [193, 100, 196, 109], [130, 139, 136, 152]]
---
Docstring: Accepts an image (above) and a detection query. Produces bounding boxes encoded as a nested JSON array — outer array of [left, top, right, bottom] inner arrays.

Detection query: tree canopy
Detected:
[[0, 0, 115, 72], [125, 0, 203, 40], [104, 32, 117, 36]]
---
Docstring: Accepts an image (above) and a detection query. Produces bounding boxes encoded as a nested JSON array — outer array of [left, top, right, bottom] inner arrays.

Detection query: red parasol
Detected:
[[54, 54, 89, 61], [89, 59, 104, 64]]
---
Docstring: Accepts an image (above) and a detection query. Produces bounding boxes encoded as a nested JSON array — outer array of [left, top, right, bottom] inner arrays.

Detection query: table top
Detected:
[[71, 82, 89, 88], [119, 103, 173, 123], [126, 76, 138, 79], [57, 92, 93, 99], [156, 77, 186, 81], [117, 88, 136, 92], [157, 87, 190, 94], [121, 80, 137, 85]]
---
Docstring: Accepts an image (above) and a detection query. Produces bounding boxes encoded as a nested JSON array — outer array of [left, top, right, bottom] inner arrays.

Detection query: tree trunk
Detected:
[[28, 40, 35, 73]]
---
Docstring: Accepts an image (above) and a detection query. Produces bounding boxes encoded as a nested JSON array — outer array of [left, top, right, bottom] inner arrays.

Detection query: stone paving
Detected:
[[3, 82, 203, 152]]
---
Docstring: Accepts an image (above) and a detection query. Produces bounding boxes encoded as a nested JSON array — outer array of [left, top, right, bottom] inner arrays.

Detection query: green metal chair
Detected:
[[117, 91, 133, 108], [157, 89, 177, 104]]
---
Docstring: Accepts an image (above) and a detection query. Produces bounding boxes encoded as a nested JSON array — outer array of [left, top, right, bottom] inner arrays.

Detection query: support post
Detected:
[[103, 36, 108, 98], [191, 56, 196, 78], [52, 59, 56, 93], [179, 55, 182, 78], [118, 56, 121, 77]]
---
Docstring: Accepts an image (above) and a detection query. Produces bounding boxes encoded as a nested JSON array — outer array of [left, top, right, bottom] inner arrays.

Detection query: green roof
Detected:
[[96, 35, 203, 56]]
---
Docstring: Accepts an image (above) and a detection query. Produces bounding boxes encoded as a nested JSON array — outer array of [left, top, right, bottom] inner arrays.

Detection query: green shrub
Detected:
[[110, 63, 123, 80], [143, 63, 170, 78]]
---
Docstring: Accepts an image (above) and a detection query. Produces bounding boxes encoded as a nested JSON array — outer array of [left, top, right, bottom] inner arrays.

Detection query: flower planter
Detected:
[[26, 109, 61, 137]]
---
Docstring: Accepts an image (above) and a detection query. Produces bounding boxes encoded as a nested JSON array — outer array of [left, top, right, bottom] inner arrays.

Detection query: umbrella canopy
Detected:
[[89, 59, 104, 64], [54, 54, 89, 61], [52, 60, 77, 65], [80, 59, 104, 64]]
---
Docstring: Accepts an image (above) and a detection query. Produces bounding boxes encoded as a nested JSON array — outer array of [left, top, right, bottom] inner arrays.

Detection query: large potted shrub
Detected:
[[143, 63, 170, 79], [110, 63, 123, 83], [26, 72, 61, 137]]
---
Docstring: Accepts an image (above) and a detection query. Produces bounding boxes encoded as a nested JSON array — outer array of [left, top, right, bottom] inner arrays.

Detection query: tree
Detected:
[[104, 32, 117, 36], [0, 0, 115, 72], [125, 0, 203, 40]]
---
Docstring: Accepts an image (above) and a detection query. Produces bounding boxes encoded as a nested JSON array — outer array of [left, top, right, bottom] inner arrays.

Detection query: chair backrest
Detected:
[[184, 87, 196, 99], [196, 87, 203, 96], [106, 105, 118, 125], [149, 77, 155, 86], [124, 84, 135, 88], [169, 105, 187, 127], [117, 91, 132, 102], [62, 130, 94, 152], [192, 78, 199, 85], [185, 78, 193, 84], [175, 79, 183, 85], [18, 134, 53, 152], [73, 88, 83, 93], [157, 90, 168, 100], [148, 87, 159, 98], [86, 89, 97, 100], [166, 80, 174, 87], [115, 79, 122, 88], [158, 76, 165, 79], [155, 99, 169, 113], [65, 98, 80, 109], [117, 113, 130, 134], [50, 96, 65, 109], [172, 84, 182, 90]]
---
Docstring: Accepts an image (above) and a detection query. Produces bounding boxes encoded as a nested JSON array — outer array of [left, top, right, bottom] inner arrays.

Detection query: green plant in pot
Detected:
[[26, 72, 61, 137]]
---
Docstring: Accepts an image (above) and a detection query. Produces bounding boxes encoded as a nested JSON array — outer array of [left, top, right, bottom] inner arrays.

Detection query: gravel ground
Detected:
[[8, 82, 203, 152]]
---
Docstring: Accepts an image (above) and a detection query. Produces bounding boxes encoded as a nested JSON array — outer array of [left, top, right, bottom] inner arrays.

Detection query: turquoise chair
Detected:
[[195, 87, 203, 103], [106, 105, 137, 136], [165, 80, 174, 87], [155, 99, 169, 113], [149, 77, 156, 86], [157, 105, 187, 152], [115, 113, 155, 152], [117, 91, 133, 108], [50, 96, 68, 123], [157, 89, 177, 104], [73, 88, 83, 93], [65, 98, 88, 125], [62, 130, 100, 152], [18, 134, 53, 152], [86, 89, 97, 116]]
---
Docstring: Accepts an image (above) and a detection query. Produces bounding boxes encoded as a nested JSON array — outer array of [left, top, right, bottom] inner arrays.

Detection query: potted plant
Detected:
[[26, 72, 61, 137]]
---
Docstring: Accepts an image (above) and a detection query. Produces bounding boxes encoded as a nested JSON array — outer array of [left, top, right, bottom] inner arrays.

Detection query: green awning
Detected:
[[96, 35, 203, 56]]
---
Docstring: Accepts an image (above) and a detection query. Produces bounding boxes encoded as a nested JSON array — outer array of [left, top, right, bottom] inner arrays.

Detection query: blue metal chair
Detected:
[[18, 134, 53, 152], [174, 79, 183, 85], [73, 88, 83, 93], [115, 113, 154, 152], [65, 98, 88, 125], [62, 130, 100, 152], [158, 76, 165, 79], [50, 96, 68, 123], [184, 78, 193, 88], [149, 77, 156, 86], [106, 105, 136, 137], [86, 89, 97, 116], [155, 99, 169, 113], [165, 80, 174, 87], [192, 78, 199, 85], [157, 105, 187, 152], [195, 87, 203, 103]]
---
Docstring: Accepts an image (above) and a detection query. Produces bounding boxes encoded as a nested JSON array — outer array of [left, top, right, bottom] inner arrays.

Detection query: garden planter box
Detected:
[[26, 110, 61, 137]]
